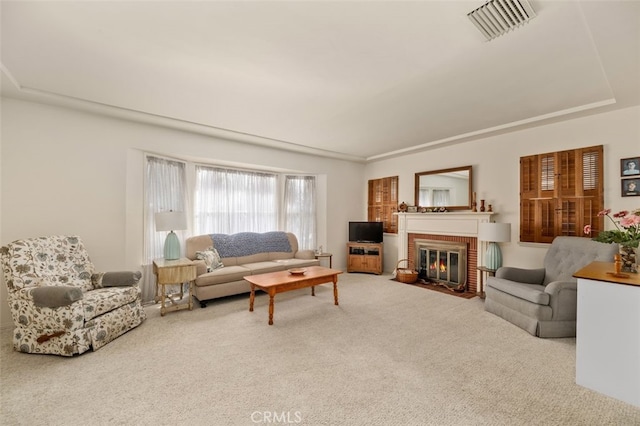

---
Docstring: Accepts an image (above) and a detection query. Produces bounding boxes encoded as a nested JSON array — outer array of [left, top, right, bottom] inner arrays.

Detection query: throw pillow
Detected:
[[196, 247, 224, 272]]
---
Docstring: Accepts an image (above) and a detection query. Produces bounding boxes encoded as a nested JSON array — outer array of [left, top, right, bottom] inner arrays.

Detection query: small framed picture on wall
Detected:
[[621, 157, 640, 177], [621, 179, 640, 197]]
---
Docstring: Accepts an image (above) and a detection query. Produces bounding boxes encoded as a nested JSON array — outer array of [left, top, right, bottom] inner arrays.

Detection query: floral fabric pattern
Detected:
[[9, 295, 86, 330], [1, 235, 146, 356], [85, 302, 146, 351], [82, 286, 141, 321], [1, 236, 95, 292], [13, 327, 92, 357]]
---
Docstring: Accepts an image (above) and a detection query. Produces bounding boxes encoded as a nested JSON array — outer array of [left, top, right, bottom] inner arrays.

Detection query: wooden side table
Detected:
[[477, 266, 496, 299], [314, 252, 333, 268], [153, 258, 196, 316]]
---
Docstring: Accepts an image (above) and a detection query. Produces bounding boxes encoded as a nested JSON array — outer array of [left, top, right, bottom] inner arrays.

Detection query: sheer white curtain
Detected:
[[419, 189, 430, 207], [432, 189, 450, 207], [142, 155, 187, 303], [284, 175, 317, 250], [194, 166, 278, 235]]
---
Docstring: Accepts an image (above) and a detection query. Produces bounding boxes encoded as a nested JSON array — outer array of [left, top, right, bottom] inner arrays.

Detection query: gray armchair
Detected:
[[484, 236, 617, 338]]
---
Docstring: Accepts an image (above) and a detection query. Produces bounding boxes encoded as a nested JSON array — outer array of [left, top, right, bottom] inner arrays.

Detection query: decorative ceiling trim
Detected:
[[366, 98, 616, 162], [0, 66, 367, 163]]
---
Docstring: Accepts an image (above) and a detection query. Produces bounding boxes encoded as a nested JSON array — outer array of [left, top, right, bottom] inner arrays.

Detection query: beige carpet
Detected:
[[1, 273, 639, 425]]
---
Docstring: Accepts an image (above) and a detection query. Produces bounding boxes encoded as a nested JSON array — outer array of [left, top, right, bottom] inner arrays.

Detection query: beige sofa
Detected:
[[186, 231, 320, 307]]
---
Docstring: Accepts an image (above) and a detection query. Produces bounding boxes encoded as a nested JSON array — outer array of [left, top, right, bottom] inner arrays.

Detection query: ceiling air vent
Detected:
[[468, 0, 536, 41]]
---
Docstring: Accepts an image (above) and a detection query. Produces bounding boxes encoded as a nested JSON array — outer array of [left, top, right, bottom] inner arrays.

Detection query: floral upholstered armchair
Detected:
[[1, 236, 146, 356]]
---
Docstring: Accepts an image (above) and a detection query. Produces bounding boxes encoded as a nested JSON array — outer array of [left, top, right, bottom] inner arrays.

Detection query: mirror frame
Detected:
[[414, 165, 473, 211]]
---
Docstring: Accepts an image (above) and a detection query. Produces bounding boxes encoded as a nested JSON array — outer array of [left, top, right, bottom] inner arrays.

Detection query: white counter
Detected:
[[574, 261, 640, 408]]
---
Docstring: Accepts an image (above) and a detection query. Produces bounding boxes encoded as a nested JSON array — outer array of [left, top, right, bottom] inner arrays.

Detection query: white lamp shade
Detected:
[[155, 211, 187, 232], [478, 222, 511, 243]]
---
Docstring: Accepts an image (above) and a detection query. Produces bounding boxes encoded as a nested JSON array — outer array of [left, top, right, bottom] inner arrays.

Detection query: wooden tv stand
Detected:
[[347, 242, 383, 274]]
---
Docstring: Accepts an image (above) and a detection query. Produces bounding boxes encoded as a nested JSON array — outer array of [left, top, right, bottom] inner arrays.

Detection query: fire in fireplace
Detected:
[[415, 239, 467, 290]]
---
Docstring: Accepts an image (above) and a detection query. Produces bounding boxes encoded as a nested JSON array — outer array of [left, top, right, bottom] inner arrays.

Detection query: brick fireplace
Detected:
[[396, 212, 495, 295]]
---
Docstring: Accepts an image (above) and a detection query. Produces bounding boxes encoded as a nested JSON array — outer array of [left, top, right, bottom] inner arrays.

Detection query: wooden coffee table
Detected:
[[245, 266, 343, 325]]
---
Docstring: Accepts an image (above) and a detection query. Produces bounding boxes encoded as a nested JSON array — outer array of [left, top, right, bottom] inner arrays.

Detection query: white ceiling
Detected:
[[2, 1, 639, 162]]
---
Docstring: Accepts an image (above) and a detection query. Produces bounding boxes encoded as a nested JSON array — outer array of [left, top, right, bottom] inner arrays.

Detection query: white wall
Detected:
[[367, 105, 640, 272], [0, 97, 365, 329], [2, 98, 638, 330]]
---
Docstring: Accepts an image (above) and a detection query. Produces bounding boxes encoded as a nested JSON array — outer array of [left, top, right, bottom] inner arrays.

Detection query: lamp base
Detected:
[[484, 242, 503, 270], [164, 231, 181, 260]]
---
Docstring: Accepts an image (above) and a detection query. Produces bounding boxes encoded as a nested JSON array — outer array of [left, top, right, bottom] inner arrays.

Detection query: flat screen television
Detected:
[[349, 221, 384, 243]]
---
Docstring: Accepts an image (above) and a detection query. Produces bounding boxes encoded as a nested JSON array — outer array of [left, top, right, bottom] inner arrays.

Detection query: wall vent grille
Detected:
[[468, 0, 536, 41]]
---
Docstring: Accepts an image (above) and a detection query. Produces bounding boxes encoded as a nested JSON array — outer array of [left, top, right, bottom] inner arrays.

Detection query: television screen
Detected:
[[349, 221, 383, 243]]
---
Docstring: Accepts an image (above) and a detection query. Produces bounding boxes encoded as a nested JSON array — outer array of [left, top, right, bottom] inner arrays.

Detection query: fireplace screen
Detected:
[[416, 240, 467, 289]]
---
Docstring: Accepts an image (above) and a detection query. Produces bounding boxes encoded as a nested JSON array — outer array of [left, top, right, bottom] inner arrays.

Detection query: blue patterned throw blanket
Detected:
[[209, 232, 292, 258]]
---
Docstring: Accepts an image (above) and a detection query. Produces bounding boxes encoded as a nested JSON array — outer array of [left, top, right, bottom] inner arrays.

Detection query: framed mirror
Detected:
[[414, 166, 473, 211]]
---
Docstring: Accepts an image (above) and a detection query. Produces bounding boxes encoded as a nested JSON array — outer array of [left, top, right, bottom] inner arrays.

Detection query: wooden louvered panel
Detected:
[[582, 147, 602, 196], [558, 198, 579, 236], [368, 180, 382, 204], [537, 199, 556, 243], [368, 176, 399, 234], [582, 197, 602, 237], [557, 150, 578, 198], [389, 176, 398, 204], [539, 153, 555, 197], [520, 155, 538, 199], [520, 199, 536, 242], [368, 206, 382, 223], [520, 145, 603, 244], [384, 206, 398, 233]]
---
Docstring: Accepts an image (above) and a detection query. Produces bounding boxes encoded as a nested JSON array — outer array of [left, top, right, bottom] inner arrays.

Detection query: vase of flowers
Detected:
[[584, 208, 640, 273]]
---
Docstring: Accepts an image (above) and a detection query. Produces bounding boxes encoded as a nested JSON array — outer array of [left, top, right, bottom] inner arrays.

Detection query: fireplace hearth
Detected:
[[415, 239, 467, 291]]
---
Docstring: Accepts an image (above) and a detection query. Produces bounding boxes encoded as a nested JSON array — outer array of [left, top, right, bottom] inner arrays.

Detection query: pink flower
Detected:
[[620, 215, 640, 227], [591, 207, 640, 245], [583, 225, 592, 235]]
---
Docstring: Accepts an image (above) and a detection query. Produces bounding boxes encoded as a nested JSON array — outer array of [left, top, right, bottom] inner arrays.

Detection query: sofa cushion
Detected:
[[486, 277, 550, 305], [195, 266, 251, 287], [243, 261, 285, 274], [274, 258, 320, 268], [269, 251, 296, 261]]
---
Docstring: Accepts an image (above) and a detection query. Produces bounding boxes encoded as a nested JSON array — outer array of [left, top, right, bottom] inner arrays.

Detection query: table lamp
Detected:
[[478, 222, 511, 270], [155, 211, 187, 260]]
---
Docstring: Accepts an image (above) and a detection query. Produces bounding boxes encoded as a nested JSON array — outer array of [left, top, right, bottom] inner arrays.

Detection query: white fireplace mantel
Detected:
[[395, 212, 495, 264]]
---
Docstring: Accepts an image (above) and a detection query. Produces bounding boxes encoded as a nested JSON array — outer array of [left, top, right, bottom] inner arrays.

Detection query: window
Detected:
[[143, 155, 188, 302], [145, 156, 318, 272], [194, 165, 278, 235], [192, 165, 317, 247], [368, 176, 398, 234], [284, 176, 317, 250], [520, 145, 603, 243]]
